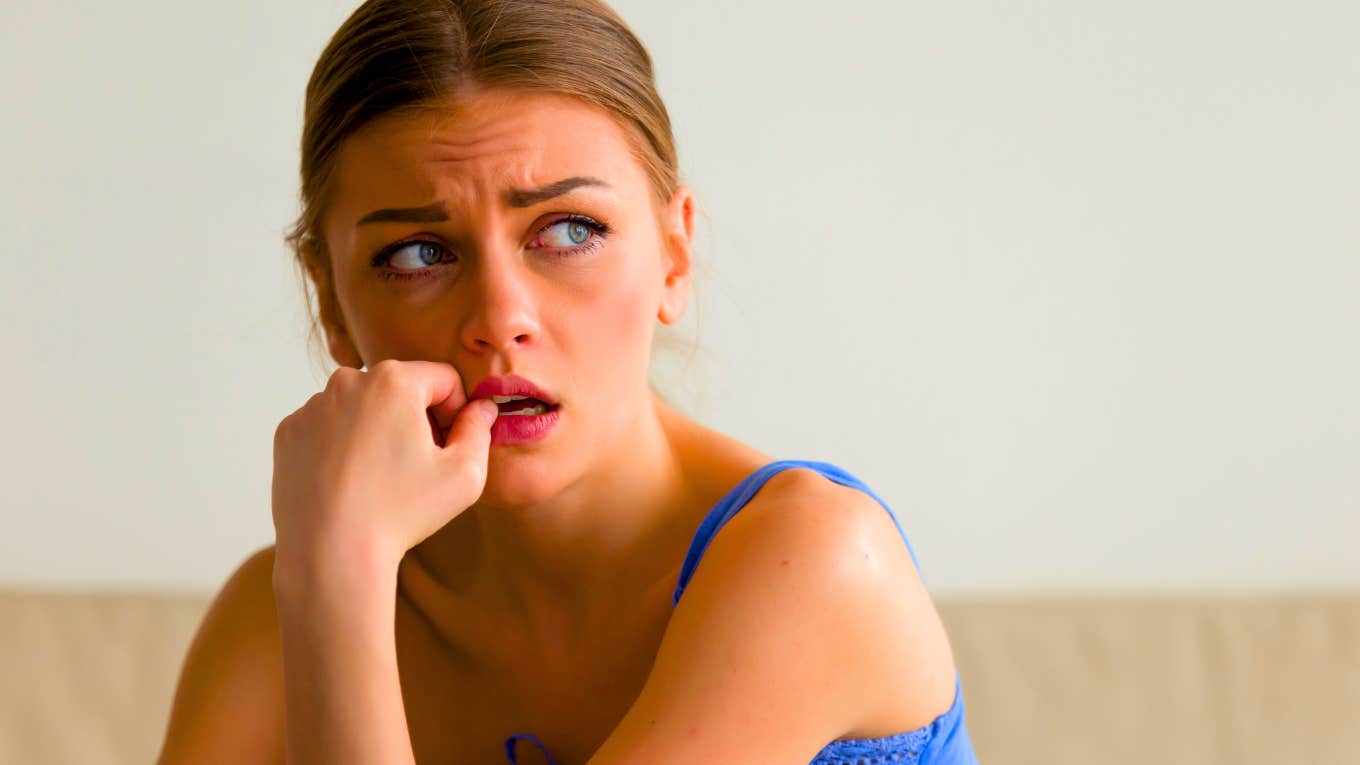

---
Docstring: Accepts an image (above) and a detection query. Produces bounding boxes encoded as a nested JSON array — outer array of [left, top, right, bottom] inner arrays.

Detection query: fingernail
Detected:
[[483, 400, 501, 422]]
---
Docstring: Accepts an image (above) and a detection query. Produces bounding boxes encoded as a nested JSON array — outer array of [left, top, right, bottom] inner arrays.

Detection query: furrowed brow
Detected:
[[503, 176, 610, 208], [356, 202, 448, 226], [355, 176, 611, 226]]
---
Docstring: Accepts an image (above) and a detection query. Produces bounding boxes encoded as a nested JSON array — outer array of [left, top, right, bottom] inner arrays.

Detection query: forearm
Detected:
[[273, 543, 415, 765]]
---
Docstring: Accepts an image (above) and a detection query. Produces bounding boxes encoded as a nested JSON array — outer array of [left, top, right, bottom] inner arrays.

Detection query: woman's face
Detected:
[[316, 86, 692, 501]]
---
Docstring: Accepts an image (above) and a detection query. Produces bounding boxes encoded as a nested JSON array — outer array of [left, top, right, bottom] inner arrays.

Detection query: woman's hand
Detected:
[[268, 359, 497, 765], [270, 358, 500, 575]]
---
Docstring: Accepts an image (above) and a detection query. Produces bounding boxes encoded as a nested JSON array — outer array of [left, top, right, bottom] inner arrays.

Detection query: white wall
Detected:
[[2, 0, 1356, 595]]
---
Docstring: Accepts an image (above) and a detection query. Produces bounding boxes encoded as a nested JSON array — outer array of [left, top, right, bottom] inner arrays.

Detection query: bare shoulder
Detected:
[[586, 463, 958, 764], [745, 465, 960, 734], [156, 544, 285, 765]]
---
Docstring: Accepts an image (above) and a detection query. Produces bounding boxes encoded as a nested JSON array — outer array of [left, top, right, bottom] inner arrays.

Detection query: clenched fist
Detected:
[[269, 359, 499, 574]]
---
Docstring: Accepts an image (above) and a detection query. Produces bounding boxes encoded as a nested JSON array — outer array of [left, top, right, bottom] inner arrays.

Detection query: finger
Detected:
[[441, 398, 499, 456], [428, 409, 445, 447], [388, 359, 468, 432]]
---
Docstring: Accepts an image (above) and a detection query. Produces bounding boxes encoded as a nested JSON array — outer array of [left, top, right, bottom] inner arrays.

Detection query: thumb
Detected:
[[442, 397, 499, 453]]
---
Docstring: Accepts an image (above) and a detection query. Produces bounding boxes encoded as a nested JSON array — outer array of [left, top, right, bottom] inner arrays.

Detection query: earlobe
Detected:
[[657, 290, 690, 325]]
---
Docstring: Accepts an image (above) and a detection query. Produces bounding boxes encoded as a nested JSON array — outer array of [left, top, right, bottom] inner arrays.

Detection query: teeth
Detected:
[[491, 395, 531, 403], [499, 403, 549, 417]]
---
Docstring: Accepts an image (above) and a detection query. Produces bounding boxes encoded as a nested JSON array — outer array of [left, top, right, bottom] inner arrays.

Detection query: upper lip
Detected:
[[470, 374, 559, 406]]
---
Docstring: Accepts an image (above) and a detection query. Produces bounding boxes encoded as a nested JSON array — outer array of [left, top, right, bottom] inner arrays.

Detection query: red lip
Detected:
[[470, 373, 559, 406]]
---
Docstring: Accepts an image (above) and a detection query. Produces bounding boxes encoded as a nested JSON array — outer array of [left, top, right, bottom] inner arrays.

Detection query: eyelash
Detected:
[[370, 214, 612, 282]]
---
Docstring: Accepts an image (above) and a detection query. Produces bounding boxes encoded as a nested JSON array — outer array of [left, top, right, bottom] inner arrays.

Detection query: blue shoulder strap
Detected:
[[506, 459, 935, 765], [672, 459, 924, 607], [505, 732, 557, 765]]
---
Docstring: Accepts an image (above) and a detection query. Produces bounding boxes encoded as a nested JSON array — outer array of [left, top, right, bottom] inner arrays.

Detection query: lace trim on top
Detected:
[[809, 727, 931, 765]]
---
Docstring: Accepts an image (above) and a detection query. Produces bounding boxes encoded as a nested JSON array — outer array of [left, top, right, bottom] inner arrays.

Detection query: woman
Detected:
[[157, 1, 979, 763]]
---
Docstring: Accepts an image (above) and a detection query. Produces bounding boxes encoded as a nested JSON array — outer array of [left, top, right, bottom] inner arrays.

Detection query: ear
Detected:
[[657, 185, 695, 326], [301, 238, 365, 370], [324, 319, 366, 371]]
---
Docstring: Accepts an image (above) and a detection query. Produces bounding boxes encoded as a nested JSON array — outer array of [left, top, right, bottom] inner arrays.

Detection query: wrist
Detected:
[[273, 533, 400, 607]]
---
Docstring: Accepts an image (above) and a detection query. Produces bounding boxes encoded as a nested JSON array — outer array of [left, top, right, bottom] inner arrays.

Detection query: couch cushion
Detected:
[[941, 595, 1360, 764], [2, 589, 1357, 764]]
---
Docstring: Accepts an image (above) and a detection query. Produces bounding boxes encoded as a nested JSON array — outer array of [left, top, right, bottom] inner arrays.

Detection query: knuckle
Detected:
[[301, 391, 325, 414], [368, 360, 407, 393], [325, 366, 359, 393], [273, 415, 293, 447], [369, 358, 402, 378], [277, 392, 324, 446]]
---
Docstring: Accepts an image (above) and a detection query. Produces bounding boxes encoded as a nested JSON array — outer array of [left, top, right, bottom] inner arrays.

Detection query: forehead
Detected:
[[326, 89, 642, 232]]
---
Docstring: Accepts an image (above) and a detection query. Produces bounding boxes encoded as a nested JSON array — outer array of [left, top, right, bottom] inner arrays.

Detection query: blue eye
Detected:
[[543, 219, 592, 246], [530, 212, 612, 249], [369, 238, 454, 280], [385, 241, 447, 270], [370, 214, 611, 282]]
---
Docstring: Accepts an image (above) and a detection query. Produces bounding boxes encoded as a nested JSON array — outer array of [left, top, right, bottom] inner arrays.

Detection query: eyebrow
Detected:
[[356, 176, 611, 226]]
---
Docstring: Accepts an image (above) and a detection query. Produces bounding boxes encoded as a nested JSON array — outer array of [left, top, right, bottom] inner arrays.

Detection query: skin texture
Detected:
[[157, 85, 962, 765], [311, 85, 717, 643]]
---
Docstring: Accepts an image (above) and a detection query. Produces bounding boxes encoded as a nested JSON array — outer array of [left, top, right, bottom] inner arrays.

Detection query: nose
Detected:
[[458, 247, 541, 355]]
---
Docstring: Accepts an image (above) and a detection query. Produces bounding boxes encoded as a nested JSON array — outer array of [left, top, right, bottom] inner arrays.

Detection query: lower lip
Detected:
[[490, 405, 561, 446]]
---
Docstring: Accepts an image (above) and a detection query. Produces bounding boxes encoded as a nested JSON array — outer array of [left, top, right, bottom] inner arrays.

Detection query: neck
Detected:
[[407, 392, 701, 640]]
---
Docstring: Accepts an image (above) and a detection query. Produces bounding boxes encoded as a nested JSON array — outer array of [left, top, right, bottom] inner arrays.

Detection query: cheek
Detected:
[[572, 289, 651, 376], [608, 278, 658, 355], [615, 277, 650, 321], [608, 248, 663, 335]]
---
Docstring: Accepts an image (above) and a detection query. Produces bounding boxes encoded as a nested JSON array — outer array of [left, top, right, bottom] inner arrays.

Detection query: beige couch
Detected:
[[2, 588, 1356, 764]]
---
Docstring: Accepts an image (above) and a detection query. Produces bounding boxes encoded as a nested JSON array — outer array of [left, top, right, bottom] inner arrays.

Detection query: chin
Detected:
[[479, 454, 564, 507]]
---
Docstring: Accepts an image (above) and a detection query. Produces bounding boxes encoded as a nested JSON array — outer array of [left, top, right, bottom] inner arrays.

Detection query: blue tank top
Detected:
[[504, 459, 980, 765]]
